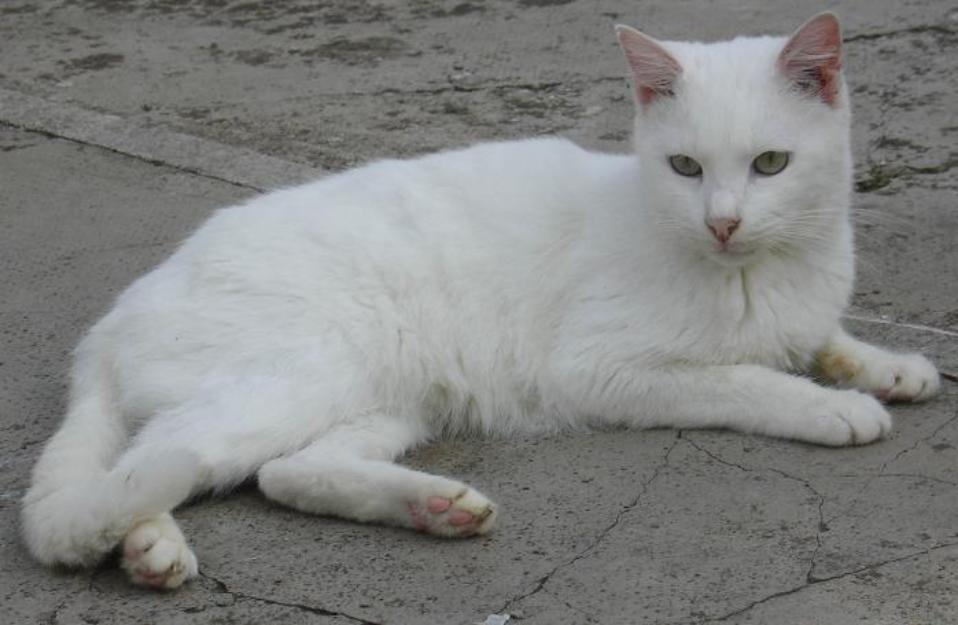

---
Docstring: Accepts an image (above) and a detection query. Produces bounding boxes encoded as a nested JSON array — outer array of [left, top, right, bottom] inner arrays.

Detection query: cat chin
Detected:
[[705, 245, 759, 267]]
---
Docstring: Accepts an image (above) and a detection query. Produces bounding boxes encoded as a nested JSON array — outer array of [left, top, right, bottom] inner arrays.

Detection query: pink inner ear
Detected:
[[616, 25, 682, 105], [778, 12, 843, 106]]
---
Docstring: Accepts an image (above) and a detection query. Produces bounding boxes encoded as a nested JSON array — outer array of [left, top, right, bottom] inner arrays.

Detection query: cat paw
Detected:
[[863, 353, 940, 403], [810, 390, 892, 446], [121, 518, 198, 589], [819, 344, 939, 403], [407, 486, 497, 537]]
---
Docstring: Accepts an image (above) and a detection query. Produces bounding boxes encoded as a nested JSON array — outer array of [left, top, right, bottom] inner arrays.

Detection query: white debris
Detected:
[[483, 615, 511, 625]]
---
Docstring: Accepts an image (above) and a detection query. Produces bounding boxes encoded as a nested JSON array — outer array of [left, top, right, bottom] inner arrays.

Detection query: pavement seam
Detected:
[[0, 87, 322, 192], [1, 118, 265, 193]]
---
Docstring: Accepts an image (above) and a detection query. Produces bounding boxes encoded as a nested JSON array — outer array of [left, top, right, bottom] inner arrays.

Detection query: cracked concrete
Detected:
[[711, 544, 958, 623], [196, 570, 381, 625], [1, 1, 957, 624], [499, 438, 682, 617]]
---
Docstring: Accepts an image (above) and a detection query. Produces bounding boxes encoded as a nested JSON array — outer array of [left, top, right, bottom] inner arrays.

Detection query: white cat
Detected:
[[22, 12, 939, 589]]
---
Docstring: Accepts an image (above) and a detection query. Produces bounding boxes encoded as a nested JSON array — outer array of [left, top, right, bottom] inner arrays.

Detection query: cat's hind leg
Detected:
[[121, 512, 198, 589], [257, 415, 497, 537], [816, 329, 940, 402], [109, 375, 360, 588]]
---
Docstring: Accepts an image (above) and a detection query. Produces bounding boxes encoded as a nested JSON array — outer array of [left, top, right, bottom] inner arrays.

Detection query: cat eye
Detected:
[[668, 154, 703, 177], [752, 151, 790, 176]]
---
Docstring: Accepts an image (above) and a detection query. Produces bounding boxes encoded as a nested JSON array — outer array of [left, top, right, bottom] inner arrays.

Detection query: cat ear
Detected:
[[615, 25, 682, 106], [778, 12, 843, 107]]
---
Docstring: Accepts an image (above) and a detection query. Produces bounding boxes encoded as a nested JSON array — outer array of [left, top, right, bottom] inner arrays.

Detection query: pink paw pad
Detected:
[[408, 502, 431, 530], [406, 488, 496, 537], [427, 496, 452, 513], [447, 510, 476, 526], [136, 569, 172, 588]]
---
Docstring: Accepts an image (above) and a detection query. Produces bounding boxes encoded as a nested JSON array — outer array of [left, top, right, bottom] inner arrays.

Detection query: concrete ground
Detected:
[[1, 1, 956, 623]]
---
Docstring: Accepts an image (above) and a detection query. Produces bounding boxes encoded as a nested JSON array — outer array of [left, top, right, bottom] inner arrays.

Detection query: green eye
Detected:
[[668, 154, 703, 177], [753, 151, 789, 175]]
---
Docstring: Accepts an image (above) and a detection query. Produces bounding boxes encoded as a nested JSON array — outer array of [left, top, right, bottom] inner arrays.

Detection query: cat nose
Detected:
[[706, 217, 741, 244]]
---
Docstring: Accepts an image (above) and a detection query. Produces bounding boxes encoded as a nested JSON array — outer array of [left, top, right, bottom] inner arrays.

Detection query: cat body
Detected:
[[80, 138, 850, 434], [22, 13, 939, 589]]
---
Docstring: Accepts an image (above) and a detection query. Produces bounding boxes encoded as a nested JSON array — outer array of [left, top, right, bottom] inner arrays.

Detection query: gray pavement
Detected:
[[1, 1, 956, 624]]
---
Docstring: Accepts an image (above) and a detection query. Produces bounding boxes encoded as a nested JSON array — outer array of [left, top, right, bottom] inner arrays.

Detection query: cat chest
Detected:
[[670, 284, 838, 370]]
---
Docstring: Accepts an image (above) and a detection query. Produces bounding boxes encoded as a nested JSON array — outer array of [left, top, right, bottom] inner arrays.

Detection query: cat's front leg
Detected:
[[815, 329, 940, 403], [547, 359, 892, 446]]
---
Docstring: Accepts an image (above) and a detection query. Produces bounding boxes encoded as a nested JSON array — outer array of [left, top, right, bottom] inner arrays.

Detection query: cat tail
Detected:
[[21, 331, 198, 567]]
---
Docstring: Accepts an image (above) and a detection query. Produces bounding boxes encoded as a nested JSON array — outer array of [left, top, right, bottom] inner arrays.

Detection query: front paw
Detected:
[[857, 353, 939, 403], [809, 390, 892, 446], [819, 344, 940, 403]]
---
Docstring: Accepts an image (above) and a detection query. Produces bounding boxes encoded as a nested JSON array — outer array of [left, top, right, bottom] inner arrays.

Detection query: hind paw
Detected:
[[121, 516, 198, 589], [408, 486, 497, 537]]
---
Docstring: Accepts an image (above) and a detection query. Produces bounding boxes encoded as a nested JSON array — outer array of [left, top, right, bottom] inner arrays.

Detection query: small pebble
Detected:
[[213, 593, 235, 607]]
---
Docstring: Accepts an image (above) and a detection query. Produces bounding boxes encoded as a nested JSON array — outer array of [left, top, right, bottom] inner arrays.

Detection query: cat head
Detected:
[[616, 13, 852, 267]]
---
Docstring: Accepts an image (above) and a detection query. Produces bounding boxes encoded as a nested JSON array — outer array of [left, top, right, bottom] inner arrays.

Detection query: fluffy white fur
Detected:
[[22, 13, 939, 588]]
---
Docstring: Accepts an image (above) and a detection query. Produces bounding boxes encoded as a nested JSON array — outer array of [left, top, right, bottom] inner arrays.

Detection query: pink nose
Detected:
[[706, 217, 741, 244]]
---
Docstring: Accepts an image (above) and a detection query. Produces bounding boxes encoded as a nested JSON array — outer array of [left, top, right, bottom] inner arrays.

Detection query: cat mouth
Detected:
[[719, 244, 751, 255], [709, 241, 756, 263]]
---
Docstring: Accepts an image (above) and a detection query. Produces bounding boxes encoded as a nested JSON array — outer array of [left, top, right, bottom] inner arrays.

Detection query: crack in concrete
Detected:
[[197, 570, 382, 625], [699, 541, 958, 623], [681, 437, 751, 473], [834, 472, 958, 487], [880, 411, 958, 474], [879, 472, 958, 487], [539, 587, 602, 625], [497, 435, 681, 618], [814, 410, 957, 546], [45, 596, 70, 625], [844, 24, 956, 43], [681, 438, 828, 581], [38, 577, 96, 625], [590, 439, 958, 622]]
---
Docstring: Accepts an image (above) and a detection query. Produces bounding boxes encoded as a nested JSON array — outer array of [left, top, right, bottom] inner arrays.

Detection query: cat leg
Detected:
[[257, 415, 498, 537], [548, 361, 892, 446], [110, 377, 356, 588], [815, 328, 940, 402], [121, 512, 198, 589], [106, 443, 201, 589]]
